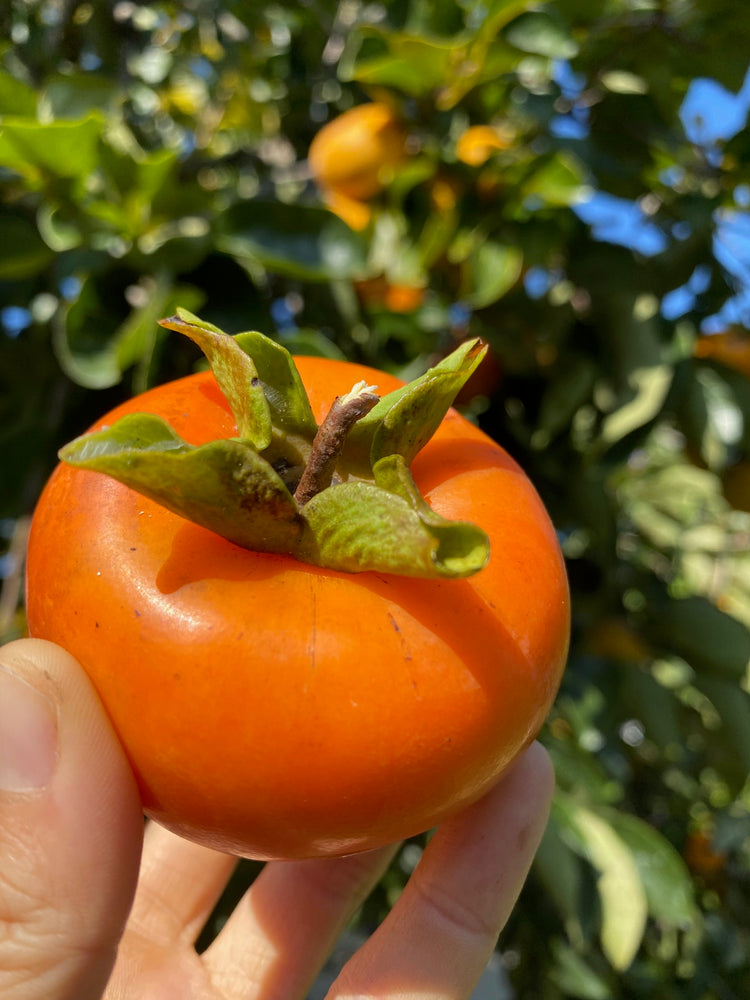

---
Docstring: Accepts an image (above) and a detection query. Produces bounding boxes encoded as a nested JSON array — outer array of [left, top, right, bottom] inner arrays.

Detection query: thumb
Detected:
[[0, 638, 143, 1000]]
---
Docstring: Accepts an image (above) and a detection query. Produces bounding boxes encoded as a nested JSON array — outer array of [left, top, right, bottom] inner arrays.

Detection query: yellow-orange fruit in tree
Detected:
[[722, 460, 750, 512], [694, 329, 750, 379], [683, 830, 727, 881], [354, 275, 425, 313], [586, 618, 651, 664], [309, 102, 407, 202], [456, 124, 515, 167]]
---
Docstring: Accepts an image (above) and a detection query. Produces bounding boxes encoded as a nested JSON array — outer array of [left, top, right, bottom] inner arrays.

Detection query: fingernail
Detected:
[[0, 664, 58, 792]]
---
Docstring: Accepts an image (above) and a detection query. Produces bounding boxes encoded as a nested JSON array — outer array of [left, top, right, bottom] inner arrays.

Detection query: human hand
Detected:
[[0, 637, 554, 1000]]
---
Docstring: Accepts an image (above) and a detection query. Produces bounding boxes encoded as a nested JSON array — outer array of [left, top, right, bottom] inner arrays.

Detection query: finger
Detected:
[[202, 844, 397, 1000], [328, 742, 555, 1000], [124, 821, 237, 947], [0, 638, 144, 1000]]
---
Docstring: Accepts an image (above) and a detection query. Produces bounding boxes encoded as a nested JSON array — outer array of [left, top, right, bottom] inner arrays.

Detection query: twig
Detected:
[[294, 381, 379, 506]]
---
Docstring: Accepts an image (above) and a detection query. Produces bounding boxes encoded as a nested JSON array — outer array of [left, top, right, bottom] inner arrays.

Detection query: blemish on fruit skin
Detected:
[[134, 609, 142, 618], [388, 611, 414, 663]]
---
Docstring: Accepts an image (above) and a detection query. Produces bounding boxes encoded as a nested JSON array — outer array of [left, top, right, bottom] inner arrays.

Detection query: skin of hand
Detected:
[[0, 637, 555, 1000]]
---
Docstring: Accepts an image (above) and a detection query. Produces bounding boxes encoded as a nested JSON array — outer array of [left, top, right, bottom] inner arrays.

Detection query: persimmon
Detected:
[[26, 310, 569, 860], [309, 102, 406, 202], [455, 124, 515, 167], [694, 328, 750, 379], [354, 274, 426, 313]]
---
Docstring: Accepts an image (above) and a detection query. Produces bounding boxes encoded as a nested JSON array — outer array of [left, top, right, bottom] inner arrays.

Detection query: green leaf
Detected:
[[0, 215, 54, 279], [341, 28, 457, 96], [600, 364, 673, 446], [608, 812, 699, 929], [0, 114, 102, 184], [619, 667, 684, 753], [549, 940, 613, 1000], [693, 674, 750, 788], [682, 367, 744, 470], [649, 594, 750, 683], [557, 798, 648, 971], [461, 241, 523, 309], [277, 328, 347, 361], [159, 310, 272, 451], [533, 811, 586, 926], [217, 201, 368, 281], [523, 152, 586, 208], [36, 203, 84, 251], [504, 10, 578, 58], [535, 356, 598, 446], [54, 276, 203, 390], [0, 70, 37, 116], [39, 73, 121, 120], [60, 414, 304, 554]]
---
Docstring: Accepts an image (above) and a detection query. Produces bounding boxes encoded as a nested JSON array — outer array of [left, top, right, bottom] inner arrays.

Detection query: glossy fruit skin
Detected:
[[26, 356, 569, 860]]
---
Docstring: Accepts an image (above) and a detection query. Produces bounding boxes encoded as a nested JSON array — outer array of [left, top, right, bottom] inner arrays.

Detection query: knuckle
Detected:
[[411, 870, 499, 945]]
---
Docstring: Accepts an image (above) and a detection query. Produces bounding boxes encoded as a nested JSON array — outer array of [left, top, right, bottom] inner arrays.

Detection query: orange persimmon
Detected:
[[26, 315, 569, 860], [309, 102, 406, 201]]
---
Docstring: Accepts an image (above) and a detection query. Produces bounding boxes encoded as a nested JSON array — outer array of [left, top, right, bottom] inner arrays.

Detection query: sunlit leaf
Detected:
[[0, 70, 37, 115], [504, 9, 578, 58], [39, 73, 122, 120], [461, 241, 523, 308], [342, 28, 457, 96], [568, 805, 649, 971], [0, 114, 102, 184], [549, 939, 613, 1000], [600, 364, 673, 445], [523, 152, 586, 207], [608, 812, 699, 929]]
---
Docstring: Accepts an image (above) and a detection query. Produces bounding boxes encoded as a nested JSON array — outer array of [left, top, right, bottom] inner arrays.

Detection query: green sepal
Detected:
[[159, 309, 273, 451], [298, 454, 490, 578], [234, 329, 318, 439], [373, 452, 490, 576], [60, 310, 493, 579], [59, 413, 304, 553], [345, 338, 487, 468]]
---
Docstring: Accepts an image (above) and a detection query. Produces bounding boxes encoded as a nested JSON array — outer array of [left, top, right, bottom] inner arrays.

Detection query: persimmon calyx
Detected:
[[59, 308, 491, 579]]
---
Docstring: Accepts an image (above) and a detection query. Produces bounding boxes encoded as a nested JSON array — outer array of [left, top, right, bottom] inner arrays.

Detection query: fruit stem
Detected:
[[294, 381, 379, 506]]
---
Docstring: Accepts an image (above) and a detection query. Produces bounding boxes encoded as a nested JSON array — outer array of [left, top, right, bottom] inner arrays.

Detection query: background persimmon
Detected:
[[26, 341, 569, 860]]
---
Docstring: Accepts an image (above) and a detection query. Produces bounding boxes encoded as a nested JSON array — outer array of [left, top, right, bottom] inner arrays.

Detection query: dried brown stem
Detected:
[[294, 382, 379, 506]]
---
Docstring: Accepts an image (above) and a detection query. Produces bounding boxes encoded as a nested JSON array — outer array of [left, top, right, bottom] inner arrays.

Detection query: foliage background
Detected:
[[2, 1, 750, 996]]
